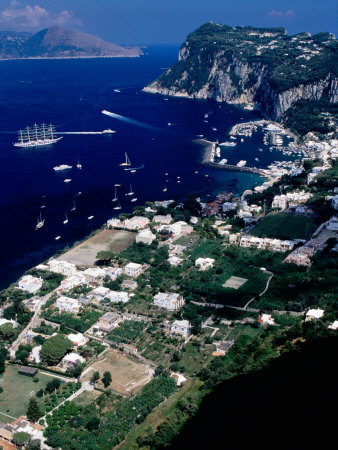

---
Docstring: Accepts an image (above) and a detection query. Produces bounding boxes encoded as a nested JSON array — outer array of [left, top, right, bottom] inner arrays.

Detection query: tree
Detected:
[[96, 251, 115, 265], [26, 398, 42, 422], [0, 323, 16, 340], [91, 371, 100, 384], [86, 416, 100, 431], [102, 371, 112, 388], [13, 432, 31, 446], [40, 334, 72, 365], [26, 439, 41, 450], [0, 345, 8, 374], [67, 361, 83, 379]]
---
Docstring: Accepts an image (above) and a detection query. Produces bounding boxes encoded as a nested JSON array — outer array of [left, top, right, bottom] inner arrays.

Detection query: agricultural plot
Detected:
[[223, 276, 248, 289], [81, 349, 153, 395], [0, 366, 59, 421], [57, 229, 135, 266], [250, 213, 317, 240]]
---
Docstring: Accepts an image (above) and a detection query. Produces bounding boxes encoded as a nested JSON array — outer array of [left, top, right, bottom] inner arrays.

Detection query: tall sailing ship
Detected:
[[14, 123, 62, 147]]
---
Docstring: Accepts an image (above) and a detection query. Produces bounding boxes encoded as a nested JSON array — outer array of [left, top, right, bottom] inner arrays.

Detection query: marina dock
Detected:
[[195, 139, 265, 175]]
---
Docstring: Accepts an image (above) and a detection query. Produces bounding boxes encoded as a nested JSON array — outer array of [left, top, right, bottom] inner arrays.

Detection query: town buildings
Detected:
[[170, 319, 191, 338], [124, 262, 144, 278], [240, 235, 294, 252], [48, 259, 77, 276], [136, 228, 156, 245], [55, 296, 80, 313], [195, 258, 215, 271], [17, 275, 43, 294], [153, 292, 185, 311]]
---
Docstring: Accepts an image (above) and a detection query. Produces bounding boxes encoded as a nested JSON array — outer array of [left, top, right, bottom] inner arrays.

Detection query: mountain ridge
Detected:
[[0, 26, 142, 59]]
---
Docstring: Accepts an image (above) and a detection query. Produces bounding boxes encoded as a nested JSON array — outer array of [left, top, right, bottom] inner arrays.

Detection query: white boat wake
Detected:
[[101, 110, 162, 131]]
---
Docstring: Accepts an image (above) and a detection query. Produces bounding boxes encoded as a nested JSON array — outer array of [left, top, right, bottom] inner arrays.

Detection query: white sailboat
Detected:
[[70, 200, 76, 211], [35, 213, 45, 230], [76, 156, 82, 169], [120, 152, 131, 167], [125, 185, 134, 196], [63, 213, 69, 224], [113, 199, 122, 210], [112, 186, 118, 202], [88, 215, 94, 220], [55, 236, 61, 240], [131, 197, 137, 202]]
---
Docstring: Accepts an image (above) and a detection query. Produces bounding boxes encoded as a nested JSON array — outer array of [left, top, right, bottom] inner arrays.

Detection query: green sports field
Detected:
[[250, 213, 317, 240]]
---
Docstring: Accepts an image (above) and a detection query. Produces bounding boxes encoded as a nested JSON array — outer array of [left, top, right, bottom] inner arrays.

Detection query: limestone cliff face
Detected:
[[144, 28, 338, 121]]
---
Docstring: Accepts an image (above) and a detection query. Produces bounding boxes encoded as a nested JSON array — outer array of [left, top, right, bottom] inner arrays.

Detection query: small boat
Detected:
[[113, 200, 121, 210], [64, 179, 72, 183], [76, 156, 82, 169], [53, 164, 72, 171], [240, 138, 244, 142], [130, 169, 136, 173], [177, 180, 181, 183], [194, 171, 198, 174], [40, 205, 46, 209], [74, 191, 82, 197], [255, 157, 259, 161], [63, 213, 68, 224], [114, 184, 121, 187], [125, 185, 134, 196], [211, 127, 217, 131], [35, 213, 45, 230], [177, 176, 180, 179], [131, 198, 137, 202], [205, 174, 209, 177], [70, 200, 76, 212], [55, 236, 61, 240], [102, 129, 116, 134], [197, 134, 203, 137], [163, 187, 167, 192], [165, 172, 169, 176], [88, 215, 94, 220], [120, 152, 131, 167], [114, 89, 121, 93]]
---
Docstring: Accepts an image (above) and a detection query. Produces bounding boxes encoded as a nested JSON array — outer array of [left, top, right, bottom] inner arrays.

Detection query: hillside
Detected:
[[144, 23, 338, 124], [0, 26, 142, 59]]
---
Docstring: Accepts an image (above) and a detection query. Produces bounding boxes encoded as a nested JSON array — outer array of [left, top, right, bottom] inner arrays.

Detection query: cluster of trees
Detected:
[[91, 370, 112, 388], [0, 345, 8, 374], [107, 321, 146, 344], [40, 334, 73, 365], [41, 308, 102, 333]]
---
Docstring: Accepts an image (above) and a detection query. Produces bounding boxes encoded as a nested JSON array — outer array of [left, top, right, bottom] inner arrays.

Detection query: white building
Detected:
[[259, 313, 275, 325], [328, 320, 338, 330], [91, 286, 111, 300], [136, 228, 156, 245], [170, 372, 187, 386], [107, 290, 129, 303], [240, 235, 294, 252], [18, 275, 43, 294], [331, 195, 338, 210], [190, 216, 199, 224], [195, 258, 215, 271], [62, 352, 86, 367], [123, 216, 150, 230], [67, 333, 87, 347], [122, 279, 138, 291], [170, 319, 191, 338], [326, 216, 338, 232], [306, 308, 324, 321], [59, 272, 87, 291], [168, 256, 182, 266], [48, 259, 77, 276], [272, 194, 287, 210], [153, 214, 172, 224], [107, 218, 123, 228], [83, 267, 107, 282], [55, 296, 80, 313], [286, 190, 313, 206], [105, 267, 123, 280], [29, 345, 41, 364], [124, 262, 144, 278], [153, 292, 185, 311]]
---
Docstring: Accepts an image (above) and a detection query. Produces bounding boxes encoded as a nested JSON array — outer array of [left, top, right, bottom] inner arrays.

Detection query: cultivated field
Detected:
[[250, 213, 317, 240], [57, 229, 136, 266], [0, 366, 55, 421], [81, 349, 153, 395]]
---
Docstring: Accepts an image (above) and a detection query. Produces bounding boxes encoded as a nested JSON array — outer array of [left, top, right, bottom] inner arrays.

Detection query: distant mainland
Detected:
[[0, 26, 143, 59]]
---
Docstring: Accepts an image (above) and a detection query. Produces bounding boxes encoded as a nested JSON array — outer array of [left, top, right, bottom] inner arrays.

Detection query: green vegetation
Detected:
[[107, 321, 147, 345], [250, 213, 317, 240], [41, 308, 102, 333], [44, 376, 176, 449], [96, 250, 115, 265], [40, 334, 73, 365], [26, 397, 42, 422]]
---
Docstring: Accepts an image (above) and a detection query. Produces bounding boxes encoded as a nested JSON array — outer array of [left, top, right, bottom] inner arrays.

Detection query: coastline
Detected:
[[0, 54, 142, 62]]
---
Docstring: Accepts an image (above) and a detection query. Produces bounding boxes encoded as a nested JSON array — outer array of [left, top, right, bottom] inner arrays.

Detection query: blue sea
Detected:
[[0, 45, 294, 288]]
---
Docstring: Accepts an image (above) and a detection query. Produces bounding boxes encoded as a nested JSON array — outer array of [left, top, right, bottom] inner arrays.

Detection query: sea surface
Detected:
[[0, 45, 294, 288]]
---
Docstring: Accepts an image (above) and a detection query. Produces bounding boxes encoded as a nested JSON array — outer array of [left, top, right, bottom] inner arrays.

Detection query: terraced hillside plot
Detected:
[[250, 213, 317, 240], [81, 349, 153, 394], [57, 229, 136, 266], [223, 276, 248, 289]]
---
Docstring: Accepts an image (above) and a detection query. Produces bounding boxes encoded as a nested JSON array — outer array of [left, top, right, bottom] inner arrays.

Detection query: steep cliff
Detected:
[[144, 23, 338, 121]]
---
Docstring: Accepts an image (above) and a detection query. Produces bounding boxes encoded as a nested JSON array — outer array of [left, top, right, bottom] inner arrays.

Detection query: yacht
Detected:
[[112, 186, 118, 202], [64, 179, 72, 183], [113, 200, 121, 210], [63, 213, 69, 224], [163, 187, 167, 192], [131, 198, 137, 202], [40, 205, 46, 209], [76, 156, 82, 169], [102, 129, 116, 134], [70, 201, 76, 212], [35, 213, 45, 230], [236, 160, 247, 167], [88, 215, 94, 220], [55, 236, 61, 240], [53, 164, 72, 171]]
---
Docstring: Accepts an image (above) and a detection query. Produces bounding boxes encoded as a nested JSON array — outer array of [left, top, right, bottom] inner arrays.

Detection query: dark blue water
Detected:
[[0, 46, 291, 288]]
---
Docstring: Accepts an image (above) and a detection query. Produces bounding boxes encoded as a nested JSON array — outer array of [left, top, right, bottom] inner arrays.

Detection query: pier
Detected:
[[195, 139, 265, 176]]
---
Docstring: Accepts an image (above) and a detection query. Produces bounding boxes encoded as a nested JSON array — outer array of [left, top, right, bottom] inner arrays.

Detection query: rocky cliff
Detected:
[[0, 27, 142, 59], [144, 23, 338, 121]]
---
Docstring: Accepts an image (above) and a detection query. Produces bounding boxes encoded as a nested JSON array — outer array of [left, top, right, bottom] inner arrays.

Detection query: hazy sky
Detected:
[[0, 0, 337, 44]]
